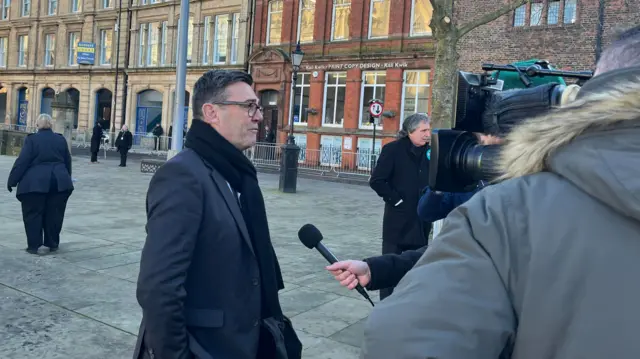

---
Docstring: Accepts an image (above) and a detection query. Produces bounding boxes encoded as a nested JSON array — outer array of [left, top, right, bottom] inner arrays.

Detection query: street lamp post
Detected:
[[279, 42, 305, 193]]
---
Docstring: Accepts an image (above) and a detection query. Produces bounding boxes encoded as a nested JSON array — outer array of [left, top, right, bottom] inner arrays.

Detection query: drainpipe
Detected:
[[595, 0, 606, 63], [245, 0, 256, 74], [121, 0, 133, 129], [112, 0, 125, 133]]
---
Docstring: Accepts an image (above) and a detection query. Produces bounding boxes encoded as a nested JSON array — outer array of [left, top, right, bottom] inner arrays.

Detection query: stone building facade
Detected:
[[0, 0, 249, 136]]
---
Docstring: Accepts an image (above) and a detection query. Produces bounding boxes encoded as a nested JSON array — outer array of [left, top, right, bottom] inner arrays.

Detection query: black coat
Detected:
[[7, 129, 73, 196], [134, 148, 264, 359], [369, 137, 431, 246], [365, 245, 426, 291], [115, 131, 132, 152], [90, 125, 103, 153]]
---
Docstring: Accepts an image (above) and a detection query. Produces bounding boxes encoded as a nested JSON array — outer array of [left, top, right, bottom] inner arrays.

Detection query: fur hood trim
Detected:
[[497, 76, 640, 180]]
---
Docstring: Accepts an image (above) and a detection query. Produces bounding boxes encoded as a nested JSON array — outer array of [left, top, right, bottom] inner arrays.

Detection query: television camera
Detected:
[[429, 60, 593, 192]]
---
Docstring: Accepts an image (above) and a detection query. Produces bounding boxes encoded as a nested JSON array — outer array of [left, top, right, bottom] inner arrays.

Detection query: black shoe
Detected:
[[25, 248, 38, 254]]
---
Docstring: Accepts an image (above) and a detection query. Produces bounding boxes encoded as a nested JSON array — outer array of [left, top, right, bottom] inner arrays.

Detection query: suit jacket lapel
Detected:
[[209, 169, 256, 257]]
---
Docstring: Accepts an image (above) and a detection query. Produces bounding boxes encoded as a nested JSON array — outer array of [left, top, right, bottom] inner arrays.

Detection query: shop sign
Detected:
[[300, 61, 409, 71]]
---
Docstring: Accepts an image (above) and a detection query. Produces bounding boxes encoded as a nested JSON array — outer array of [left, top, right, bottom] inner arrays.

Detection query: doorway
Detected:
[[95, 89, 113, 129], [259, 90, 278, 143]]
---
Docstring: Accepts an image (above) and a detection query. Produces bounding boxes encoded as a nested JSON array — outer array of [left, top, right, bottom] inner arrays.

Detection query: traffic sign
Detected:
[[369, 101, 383, 117]]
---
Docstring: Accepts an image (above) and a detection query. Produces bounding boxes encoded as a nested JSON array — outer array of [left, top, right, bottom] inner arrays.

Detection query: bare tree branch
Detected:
[[457, 0, 531, 38]]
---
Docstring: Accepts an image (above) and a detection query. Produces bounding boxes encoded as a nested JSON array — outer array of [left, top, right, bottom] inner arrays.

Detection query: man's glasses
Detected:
[[211, 101, 263, 117]]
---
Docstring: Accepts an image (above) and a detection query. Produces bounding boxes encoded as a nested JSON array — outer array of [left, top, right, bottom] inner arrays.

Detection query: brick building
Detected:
[[0, 0, 249, 140], [247, 0, 638, 165]]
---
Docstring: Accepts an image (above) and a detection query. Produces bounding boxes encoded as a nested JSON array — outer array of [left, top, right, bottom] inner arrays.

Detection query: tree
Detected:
[[429, 0, 532, 128]]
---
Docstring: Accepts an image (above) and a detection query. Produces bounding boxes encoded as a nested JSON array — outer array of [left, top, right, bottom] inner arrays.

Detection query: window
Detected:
[[297, 0, 315, 43], [359, 71, 386, 127], [530, 2, 543, 26], [513, 4, 525, 26], [147, 22, 161, 66], [214, 14, 229, 64], [174, 16, 193, 64], [140, 0, 147, 4], [290, 73, 310, 125], [139, 22, 165, 67], [161, 21, 167, 65], [21, 0, 30, 16], [331, 0, 350, 41], [100, 29, 112, 65], [320, 135, 343, 166], [564, 0, 577, 24], [401, 70, 430, 126], [44, 34, 55, 66], [202, 16, 211, 64], [547, 1, 560, 24], [231, 13, 239, 64], [71, 0, 81, 12], [138, 24, 147, 66], [357, 138, 381, 169], [18, 35, 28, 66], [2, 0, 9, 20], [410, 0, 433, 36], [68, 32, 79, 65], [369, 0, 390, 38], [267, 0, 283, 45], [323, 72, 346, 126], [47, 0, 57, 15], [103, 0, 112, 8], [0, 37, 6, 67]]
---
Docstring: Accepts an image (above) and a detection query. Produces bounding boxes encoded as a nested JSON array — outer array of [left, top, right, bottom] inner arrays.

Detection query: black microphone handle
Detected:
[[315, 243, 375, 307]]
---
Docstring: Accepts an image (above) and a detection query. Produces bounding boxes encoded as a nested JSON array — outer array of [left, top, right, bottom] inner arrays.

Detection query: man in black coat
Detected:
[[134, 70, 301, 359], [7, 114, 74, 254], [90, 122, 103, 163], [369, 113, 431, 299], [115, 124, 133, 167]]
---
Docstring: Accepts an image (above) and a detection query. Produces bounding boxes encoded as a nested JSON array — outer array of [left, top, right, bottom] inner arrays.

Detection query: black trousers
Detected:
[[119, 149, 128, 166], [19, 191, 71, 250], [379, 241, 425, 300], [90, 151, 98, 162]]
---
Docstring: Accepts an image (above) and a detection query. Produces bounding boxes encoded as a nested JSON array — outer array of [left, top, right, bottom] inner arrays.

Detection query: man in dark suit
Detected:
[[7, 114, 74, 254], [369, 113, 431, 300], [90, 121, 103, 163], [115, 124, 133, 167], [134, 70, 301, 359]]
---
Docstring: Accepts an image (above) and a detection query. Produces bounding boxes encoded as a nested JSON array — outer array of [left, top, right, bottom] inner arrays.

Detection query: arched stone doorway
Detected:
[[259, 90, 278, 143], [135, 89, 163, 146], [17, 87, 30, 128], [53, 88, 80, 129], [0, 86, 7, 122], [95, 89, 113, 129], [41, 87, 56, 116]]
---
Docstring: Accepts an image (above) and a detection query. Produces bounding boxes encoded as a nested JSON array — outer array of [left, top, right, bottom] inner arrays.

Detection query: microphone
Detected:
[[298, 224, 375, 307]]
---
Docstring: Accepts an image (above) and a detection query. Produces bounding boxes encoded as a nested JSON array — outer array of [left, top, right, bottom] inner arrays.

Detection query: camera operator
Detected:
[[368, 113, 431, 300], [327, 133, 503, 292], [360, 25, 640, 359]]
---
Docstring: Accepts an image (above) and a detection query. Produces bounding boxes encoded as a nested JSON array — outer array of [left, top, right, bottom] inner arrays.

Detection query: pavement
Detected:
[[0, 153, 384, 359]]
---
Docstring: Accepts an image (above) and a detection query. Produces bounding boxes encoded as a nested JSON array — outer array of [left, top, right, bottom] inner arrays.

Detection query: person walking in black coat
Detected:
[[90, 121, 103, 163], [134, 70, 301, 359], [369, 113, 431, 300], [7, 114, 74, 254], [115, 124, 133, 167]]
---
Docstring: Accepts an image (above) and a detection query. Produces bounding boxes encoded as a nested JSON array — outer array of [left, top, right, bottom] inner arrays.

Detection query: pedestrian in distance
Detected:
[[7, 113, 74, 254], [115, 124, 133, 167], [90, 121, 103, 163]]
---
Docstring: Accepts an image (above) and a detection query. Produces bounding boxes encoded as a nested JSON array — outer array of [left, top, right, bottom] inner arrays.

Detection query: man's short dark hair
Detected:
[[192, 70, 253, 120], [596, 24, 640, 75]]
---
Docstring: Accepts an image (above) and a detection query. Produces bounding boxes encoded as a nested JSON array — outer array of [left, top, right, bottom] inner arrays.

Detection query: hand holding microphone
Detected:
[[326, 260, 371, 290], [298, 224, 375, 307]]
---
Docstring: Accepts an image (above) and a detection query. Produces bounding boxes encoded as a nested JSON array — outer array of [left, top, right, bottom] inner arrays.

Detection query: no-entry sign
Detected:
[[369, 101, 383, 117]]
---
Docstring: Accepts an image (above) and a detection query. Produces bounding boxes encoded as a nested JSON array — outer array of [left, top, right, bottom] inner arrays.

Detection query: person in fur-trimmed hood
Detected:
[[360, 25, 640, 359]]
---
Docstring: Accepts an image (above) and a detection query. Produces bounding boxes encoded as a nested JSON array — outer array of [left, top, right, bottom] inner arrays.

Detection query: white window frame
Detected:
[[100, 29, 111, 65], [160, 21, 167, 65], [231, 13, 239, 64], [103, 0, 112, 9], [399, 70, 430, 128], [151, 0, 161, 3], [2, 0, 10, 20], [0, 37, 6, 67], [202, 16, 211, 64], [322, 71, 346, 127], [174, 17, 193, 65], [530, 2, 543, 26], [47, 0, 57, 15], [266, 0, 283, 45], [140, 0, 147, 4], [563, 0, 577, 24], [213, 14, 229, 65], [44, 34, 55, 66], [296, 0, 315, 43], [138, 23, 146, 66], [513, 4, 526, 26], [18, 35, 28, 66], [368, 0, 390, 39], [320, 135, 343, 166], [21, 0, 30, 17], [359, 71, 386, 129], [547, 1, 560, 24], [409, 0, 432, 36], [356, 137, 382, 170], [146, 22, 160, 66], [71, 0, 81, 13], [68, 32, 79, 66], [331, 0, 350, 41], [288, 72, 310, 126]]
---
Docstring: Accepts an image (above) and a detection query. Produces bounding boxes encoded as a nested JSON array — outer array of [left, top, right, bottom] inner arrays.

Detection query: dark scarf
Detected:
[[185, 119, 284, 320]]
